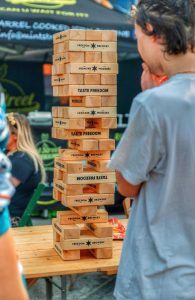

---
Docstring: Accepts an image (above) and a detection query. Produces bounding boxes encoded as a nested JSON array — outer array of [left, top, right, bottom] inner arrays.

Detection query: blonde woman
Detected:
[[6, 113, 46, 227]]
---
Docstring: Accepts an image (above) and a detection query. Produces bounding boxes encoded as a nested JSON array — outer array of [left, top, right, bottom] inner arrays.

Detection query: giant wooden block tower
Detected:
[[51, 29, 118, 260]]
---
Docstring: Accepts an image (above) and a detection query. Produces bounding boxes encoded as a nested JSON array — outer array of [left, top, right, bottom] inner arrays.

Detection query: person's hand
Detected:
[[141, 63, 168, 91]]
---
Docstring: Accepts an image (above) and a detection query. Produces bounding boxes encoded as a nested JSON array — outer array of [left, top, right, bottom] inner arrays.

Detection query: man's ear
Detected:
[[146, 23, 154, 33]]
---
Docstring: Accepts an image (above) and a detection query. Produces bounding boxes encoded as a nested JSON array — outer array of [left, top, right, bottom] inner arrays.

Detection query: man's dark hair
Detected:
[[136, 0, 195, 55]]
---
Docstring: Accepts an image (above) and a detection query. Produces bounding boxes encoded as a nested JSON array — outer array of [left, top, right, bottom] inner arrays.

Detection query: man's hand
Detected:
[[141, 63, 168, 91]]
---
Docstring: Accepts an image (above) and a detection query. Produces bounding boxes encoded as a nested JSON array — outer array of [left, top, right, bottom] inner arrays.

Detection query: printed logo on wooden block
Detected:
[[68, 96, 102, 108], [59, 106, 117, 118], [85, 118, 117, 129], [54, 242, 80, 260], [53, 118, 85, 129], [52, 128, 109, 140], [87, 160, 111, 172], [68, 139, 99, 151], [63, 170, 116, 185], [52, 220, 81, 239], [53, 29, 86, 44], [60, 235, 112, 250], [61, 193, 115, 207], [59, 149, 111, 161], [58, 85, 117, 96], [58, 40, 117, 52], [53, 52, 85, 64], [65, 63, 118, 74], [54, 180, 84, 196], [52, 74, 84, 85], [57, 209, 108, 225], [54, 157, 83, 173]]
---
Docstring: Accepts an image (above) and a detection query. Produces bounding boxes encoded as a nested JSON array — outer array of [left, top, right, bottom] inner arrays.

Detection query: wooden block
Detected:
[[58, 85, 117, 96], [89, 183, 115, 194], [87, 160, 111, 172], [52, 107, 59, 118], [54, 168, 63, 180], [90, 248, 112, 259], [87, 223, 113, 238], [59, 149, 111, 161], [71, 206, 98, 217], [53, 29, 86, 43], [68, 96, 102, 108], [53, 188, 62, 202], [52, 220, 80, 239], [52, 128, 109, 140], [84, 74, 101, 85], [54, 242, 80, 260], [86, 30, 102, 41], [58, 106, 117, 118], [53, 230, 60, 243], [54, 157, 83, 173], [53, 118, 85, 129], [52, 63, 65, 75], [84, 96, 101, 107], [62, 170, 116, 185], [85, 118, 117, 129], [102, 30, 117, 41], [59, 40, 117, 52], [57, 209, 108, 225], [65, 63, 118, 74], [53, 52, 85, 64], [54, 180, 84, 196], [60, 234, 112, 250], [98, 139, 115, 150], [53, 42, 64, 54], [101, 74, 117, 85], [101, 96, 117, 106], [102, 52, 117, 63], [85, 52, 101, 63], [52, 74, 84, 85], [68, 139, 99, 151], [61, 193, 115, 207], [69, 96, 85, 107]]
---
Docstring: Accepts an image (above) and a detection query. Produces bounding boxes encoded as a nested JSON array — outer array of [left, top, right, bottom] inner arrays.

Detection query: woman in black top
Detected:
[[6, 113, 46, 227]]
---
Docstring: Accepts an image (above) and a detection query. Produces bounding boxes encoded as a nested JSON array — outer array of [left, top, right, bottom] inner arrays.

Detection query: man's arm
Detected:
[[116, 171, 142, 198]]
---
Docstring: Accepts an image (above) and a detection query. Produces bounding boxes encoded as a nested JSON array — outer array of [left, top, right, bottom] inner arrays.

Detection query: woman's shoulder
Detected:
[[9, 151, 33, 163]]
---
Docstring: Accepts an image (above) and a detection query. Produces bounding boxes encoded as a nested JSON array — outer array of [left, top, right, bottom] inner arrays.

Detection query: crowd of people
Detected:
[[0, 0, 194, 299]]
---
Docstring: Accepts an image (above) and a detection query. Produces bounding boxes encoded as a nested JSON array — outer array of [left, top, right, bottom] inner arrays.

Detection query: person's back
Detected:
[[6, 113, 45, 226], [109, 1, 195, 299], [8, 151, 41, 219], [118, 74, 195, 299]]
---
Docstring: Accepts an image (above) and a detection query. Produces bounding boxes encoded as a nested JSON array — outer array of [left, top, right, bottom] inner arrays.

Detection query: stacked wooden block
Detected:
[[51, 29, 118, 260]]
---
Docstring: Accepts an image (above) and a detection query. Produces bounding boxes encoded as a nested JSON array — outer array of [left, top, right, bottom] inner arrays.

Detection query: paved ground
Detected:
[[28, 212, 125, 300]]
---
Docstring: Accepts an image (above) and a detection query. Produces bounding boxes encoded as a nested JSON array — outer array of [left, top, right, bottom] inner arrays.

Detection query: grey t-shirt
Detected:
[[109, 74, 195, 300]]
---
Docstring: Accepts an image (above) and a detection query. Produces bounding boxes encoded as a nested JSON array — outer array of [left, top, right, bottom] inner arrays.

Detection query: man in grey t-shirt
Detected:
[[109, 1, 195, 299]]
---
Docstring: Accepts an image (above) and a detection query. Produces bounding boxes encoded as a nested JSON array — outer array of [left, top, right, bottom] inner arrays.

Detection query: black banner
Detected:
[[0, 61, 44, 113], [0, 0, 136, 51]]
